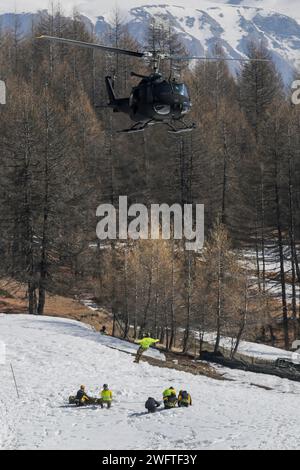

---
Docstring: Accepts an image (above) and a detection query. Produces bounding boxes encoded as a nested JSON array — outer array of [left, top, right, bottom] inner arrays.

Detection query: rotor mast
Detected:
[[152, 51, 161, 74]]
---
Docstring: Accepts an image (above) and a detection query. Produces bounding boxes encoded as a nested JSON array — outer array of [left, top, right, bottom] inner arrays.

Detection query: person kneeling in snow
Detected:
[[101, 384, 113, 409], [76, 385, 91, 406], [134, 334, 159, 364], [145, 397, 161, 413], [163, 387, 177, 409], [178, 390, 192, 407]]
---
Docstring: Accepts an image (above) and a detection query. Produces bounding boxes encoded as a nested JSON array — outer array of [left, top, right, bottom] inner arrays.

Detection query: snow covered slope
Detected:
[[212, 1, 300, 22], [1, 1, 300, 84], [1, 314, 300, 450], [203, 332, 300, 362]]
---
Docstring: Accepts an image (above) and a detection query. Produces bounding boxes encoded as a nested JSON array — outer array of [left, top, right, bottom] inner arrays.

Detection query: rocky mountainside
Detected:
[[1, 1, 300, 84]]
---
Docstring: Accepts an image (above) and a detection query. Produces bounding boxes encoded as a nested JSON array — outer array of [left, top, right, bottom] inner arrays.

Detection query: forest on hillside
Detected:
[[1, 8, 300, 352]]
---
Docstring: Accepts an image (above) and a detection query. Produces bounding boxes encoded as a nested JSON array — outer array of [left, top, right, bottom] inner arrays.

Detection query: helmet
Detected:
[[80, 385, 85, 390], [103, 384, 108, 389]]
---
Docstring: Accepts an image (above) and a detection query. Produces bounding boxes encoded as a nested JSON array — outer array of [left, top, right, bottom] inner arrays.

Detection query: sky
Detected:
[[1, 0, 300, 21]]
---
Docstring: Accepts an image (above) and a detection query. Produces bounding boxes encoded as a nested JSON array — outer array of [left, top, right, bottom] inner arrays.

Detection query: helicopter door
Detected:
[[146, 83, 153, 103], [152, 81, 171, 116], [130, 88, 140, 114]]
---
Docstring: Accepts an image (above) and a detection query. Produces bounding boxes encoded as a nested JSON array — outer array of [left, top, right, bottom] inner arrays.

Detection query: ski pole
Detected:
[[10, 363, 20, 399]]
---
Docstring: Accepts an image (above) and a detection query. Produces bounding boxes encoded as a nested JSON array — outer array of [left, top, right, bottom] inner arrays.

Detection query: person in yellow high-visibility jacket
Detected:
[[134, 335, 160, 363], [178, 390, 192, 407], [163, 387, 177, 409], [100, 384, 113, 409]]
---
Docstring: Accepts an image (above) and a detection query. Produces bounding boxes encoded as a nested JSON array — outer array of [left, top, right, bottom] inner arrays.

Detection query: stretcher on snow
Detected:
[[69, 396, 103, 407]]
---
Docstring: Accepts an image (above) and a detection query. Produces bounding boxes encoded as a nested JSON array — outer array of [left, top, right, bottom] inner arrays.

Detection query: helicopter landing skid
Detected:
[[117, 120, 154, 134], [165, 121, 196, 134], [117, 119, 196, 134]]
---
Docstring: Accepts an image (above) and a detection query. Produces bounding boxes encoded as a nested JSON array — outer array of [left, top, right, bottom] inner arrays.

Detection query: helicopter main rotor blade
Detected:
[[37, 35, 145, 58], [166, 55, 270, 62]]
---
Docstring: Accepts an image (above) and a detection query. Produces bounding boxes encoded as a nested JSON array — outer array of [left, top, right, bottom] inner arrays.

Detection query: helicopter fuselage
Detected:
[[107, 74, 191, 124]]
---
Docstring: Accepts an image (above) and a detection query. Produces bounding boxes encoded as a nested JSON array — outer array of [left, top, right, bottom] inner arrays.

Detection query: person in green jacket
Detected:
[[134, 334, 159, 363]]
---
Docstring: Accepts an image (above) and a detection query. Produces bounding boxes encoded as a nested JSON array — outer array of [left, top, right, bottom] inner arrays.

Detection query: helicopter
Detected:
[[38, 35, 269, 134]]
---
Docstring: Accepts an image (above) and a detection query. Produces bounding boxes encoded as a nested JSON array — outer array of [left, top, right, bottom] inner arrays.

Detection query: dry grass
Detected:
[[141, 352, 226, 381], [0, 278, 112, 333]]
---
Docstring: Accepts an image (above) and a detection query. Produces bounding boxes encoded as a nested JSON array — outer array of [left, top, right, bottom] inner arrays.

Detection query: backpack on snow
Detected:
[[181, 391, 189, 400], [145, 398, 155, 410]]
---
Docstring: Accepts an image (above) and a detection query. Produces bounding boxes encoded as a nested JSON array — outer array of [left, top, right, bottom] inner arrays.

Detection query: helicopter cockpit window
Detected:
[[172, 83, 189, 98], [182, 103, 191, 114], [154, 104, 171, 115]]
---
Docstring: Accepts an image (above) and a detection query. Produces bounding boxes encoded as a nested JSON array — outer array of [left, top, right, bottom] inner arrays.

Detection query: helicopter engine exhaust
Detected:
[[131, 72, 148, 79]]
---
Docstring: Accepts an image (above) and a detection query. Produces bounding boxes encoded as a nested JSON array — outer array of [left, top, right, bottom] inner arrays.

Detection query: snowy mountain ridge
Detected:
[[1, 1, 300, 84], [211, 1, 300, 22]]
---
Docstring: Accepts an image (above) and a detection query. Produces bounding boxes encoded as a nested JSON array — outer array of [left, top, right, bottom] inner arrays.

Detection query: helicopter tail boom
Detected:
[[105, 76, 131, 115]]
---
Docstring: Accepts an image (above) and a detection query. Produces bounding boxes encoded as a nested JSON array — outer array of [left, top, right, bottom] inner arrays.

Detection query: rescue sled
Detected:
[[68, 396, 103, 407]]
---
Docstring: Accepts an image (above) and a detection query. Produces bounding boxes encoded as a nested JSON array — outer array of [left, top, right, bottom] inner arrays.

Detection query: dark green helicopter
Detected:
[[38, 35, 269, 134]]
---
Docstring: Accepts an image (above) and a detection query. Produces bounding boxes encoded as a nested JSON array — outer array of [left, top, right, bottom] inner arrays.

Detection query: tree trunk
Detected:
[[214, 246, 223, 354], [275, 159, 289, 349]]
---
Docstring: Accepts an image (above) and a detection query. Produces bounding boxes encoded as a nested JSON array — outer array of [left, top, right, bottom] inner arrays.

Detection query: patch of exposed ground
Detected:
[[141, 352, 226, 381], [0, 279, 111, 332]]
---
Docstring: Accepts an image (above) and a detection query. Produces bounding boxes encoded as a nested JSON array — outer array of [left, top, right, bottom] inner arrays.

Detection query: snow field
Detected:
[[1, 315, 300, 450]]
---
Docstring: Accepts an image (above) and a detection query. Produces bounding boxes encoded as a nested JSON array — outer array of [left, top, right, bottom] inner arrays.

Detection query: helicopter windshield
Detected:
[[172, 83, 189, 98]]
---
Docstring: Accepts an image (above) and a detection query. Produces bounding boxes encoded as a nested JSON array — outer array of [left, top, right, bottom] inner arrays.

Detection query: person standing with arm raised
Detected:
[[134, 334, 160, 363]]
